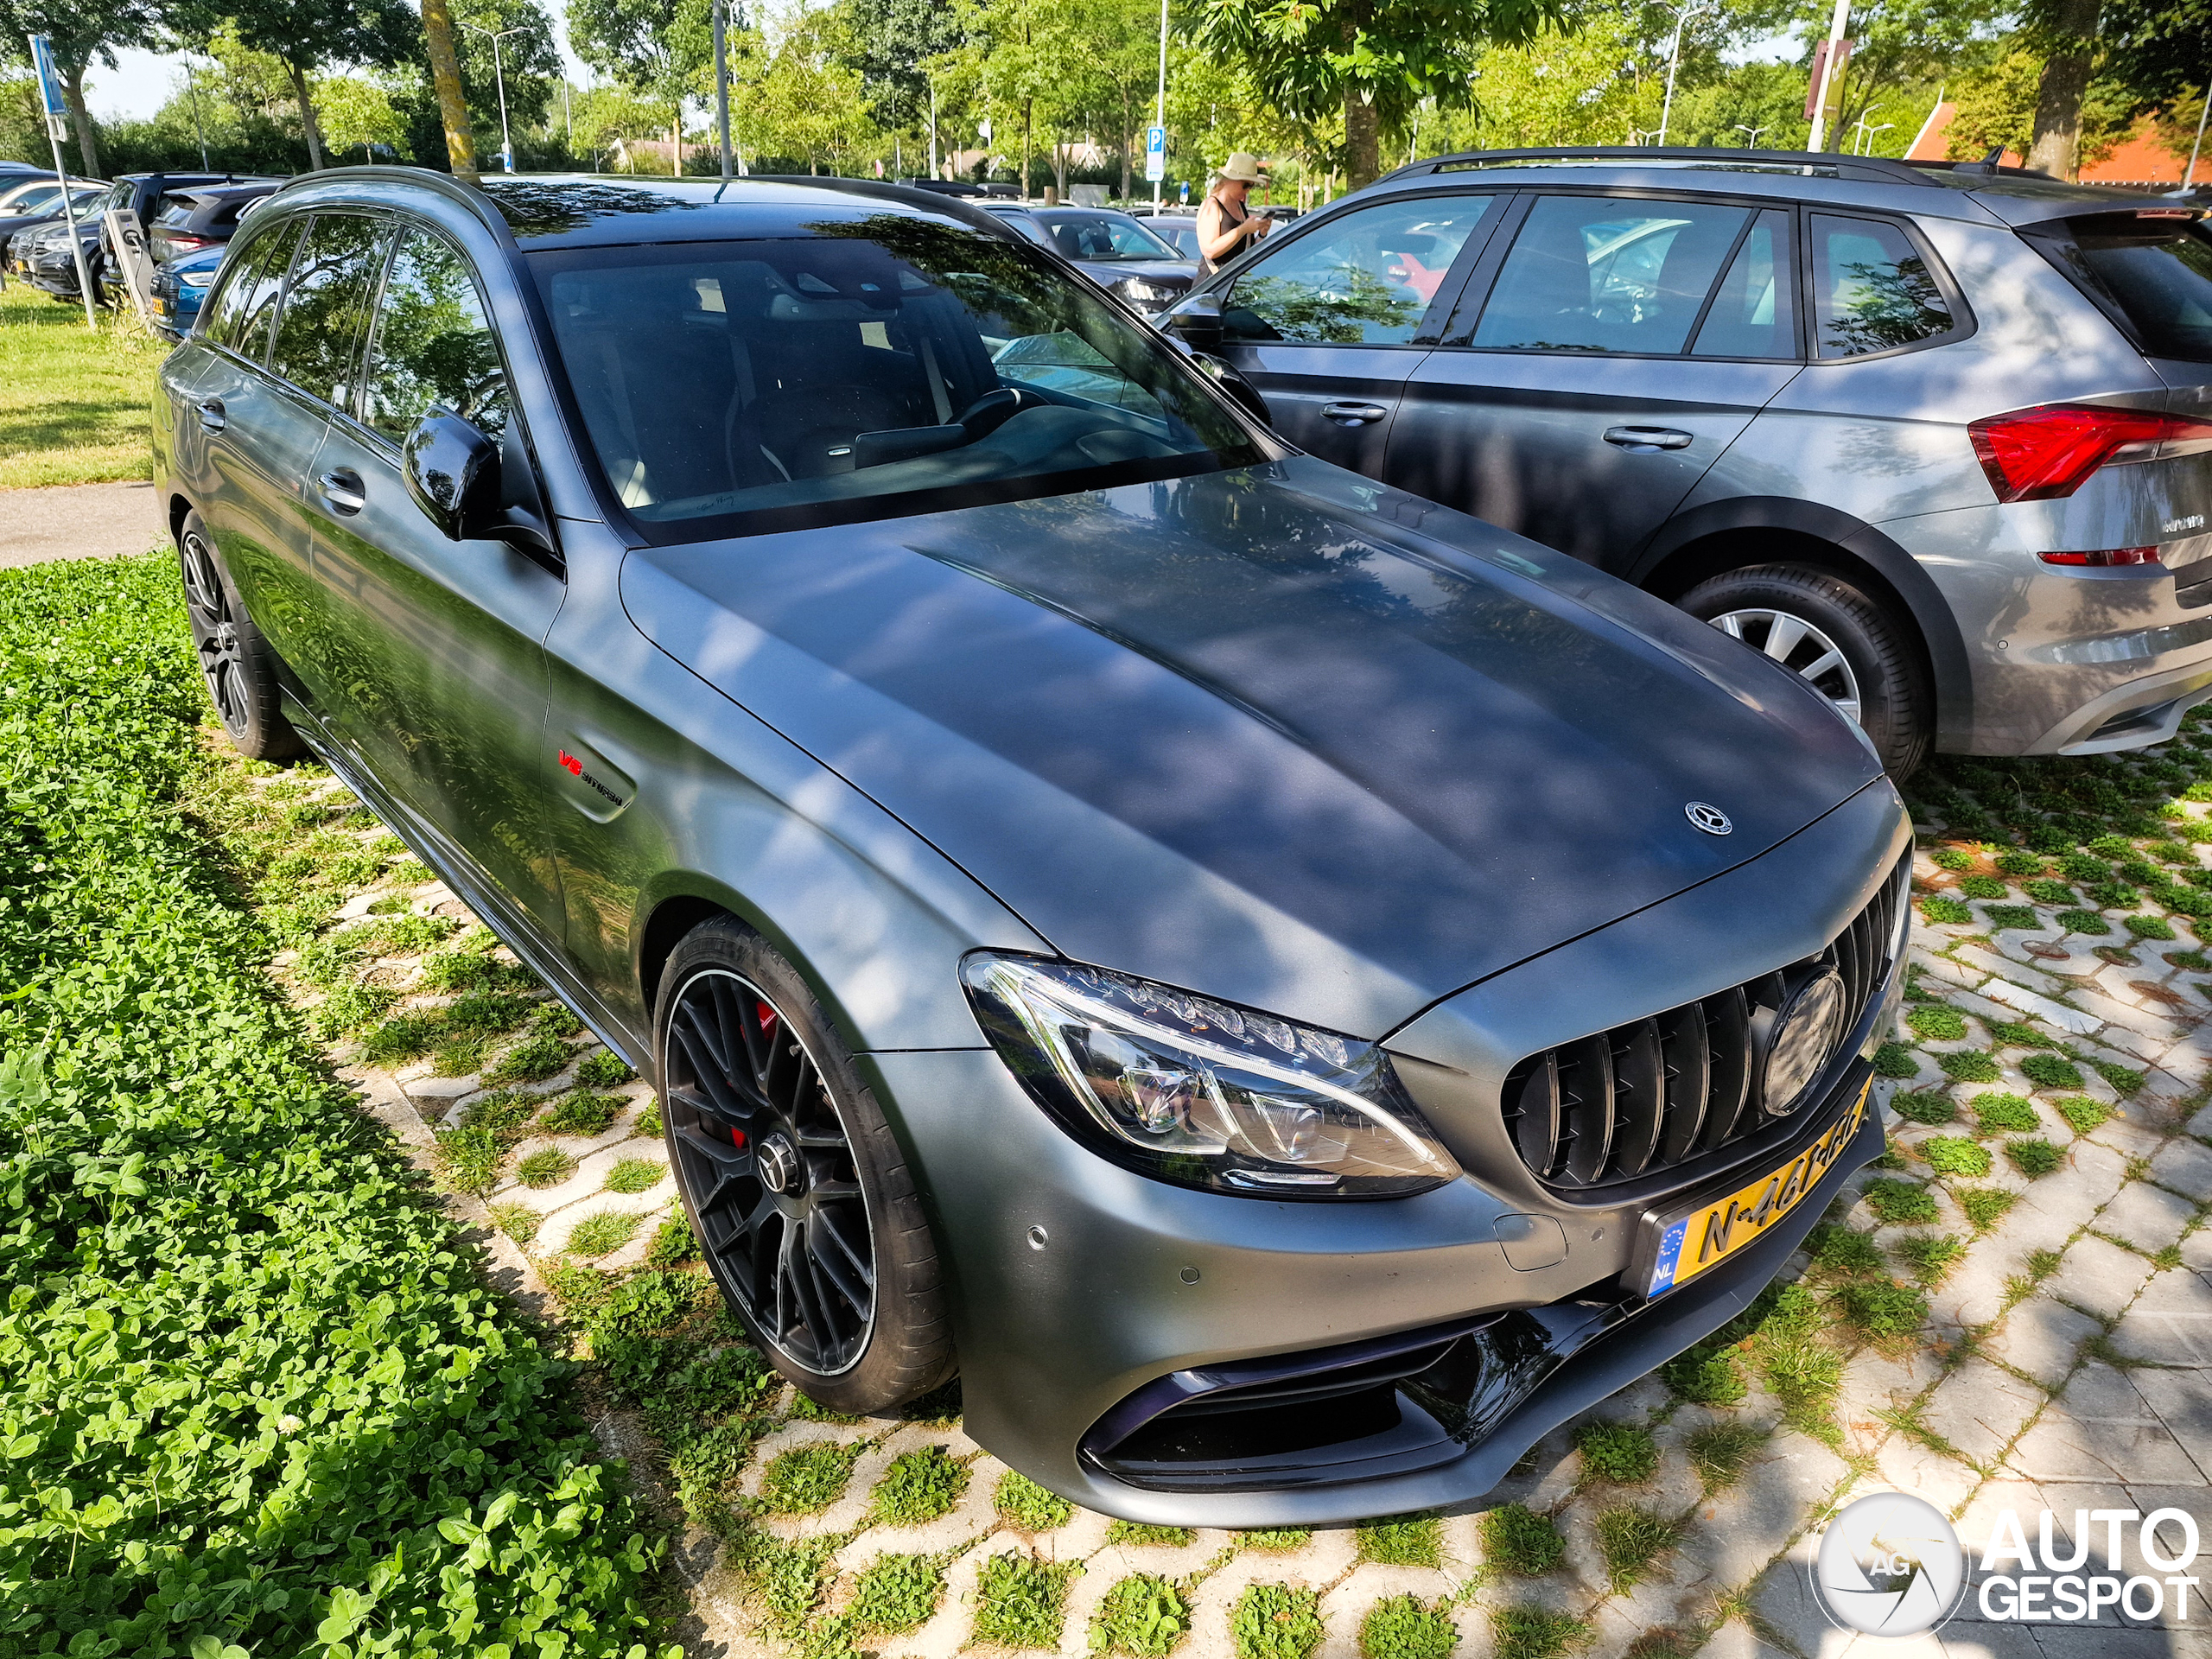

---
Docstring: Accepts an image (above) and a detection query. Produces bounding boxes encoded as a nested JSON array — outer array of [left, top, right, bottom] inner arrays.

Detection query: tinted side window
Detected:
[[1810, 214, 1954, 359], [362, 230, 506, 443], [1224, 196, 1491, 346], [2040, 219, 2212, 362], [205, 220, 302, 359], [1471, 196, 1749, 355], [1693, 210, 1797, 359], [270, 215, 389, 409]]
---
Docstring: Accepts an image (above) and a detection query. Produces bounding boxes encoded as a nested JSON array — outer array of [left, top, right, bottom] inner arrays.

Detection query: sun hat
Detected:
[[1216, 151, 1268, 183]]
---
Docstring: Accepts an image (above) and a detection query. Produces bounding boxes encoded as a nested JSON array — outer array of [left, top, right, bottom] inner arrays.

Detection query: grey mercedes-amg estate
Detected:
[[154, 170, 1908, 1525]]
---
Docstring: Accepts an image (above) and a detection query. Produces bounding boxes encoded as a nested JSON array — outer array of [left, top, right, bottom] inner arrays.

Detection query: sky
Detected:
[[82, 39, 601, 124]]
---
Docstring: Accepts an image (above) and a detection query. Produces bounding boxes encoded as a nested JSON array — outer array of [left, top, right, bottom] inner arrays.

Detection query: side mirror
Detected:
[[1163, 290, 1224, 353], [403, 408, 502, 542], [1189, 351, 1273, 429]]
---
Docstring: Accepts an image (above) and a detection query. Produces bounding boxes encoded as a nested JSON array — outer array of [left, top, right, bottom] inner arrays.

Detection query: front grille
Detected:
[[1501, 855, 1909, 1190]]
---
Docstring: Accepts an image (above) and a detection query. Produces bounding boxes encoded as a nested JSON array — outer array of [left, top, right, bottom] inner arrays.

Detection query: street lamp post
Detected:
[[460, 22, 526, 172], [1734, 123, 1767, 149], [711, 0, 734, 181], [1656, 0, 1712, 147], [1854, 119, 1892, 156]]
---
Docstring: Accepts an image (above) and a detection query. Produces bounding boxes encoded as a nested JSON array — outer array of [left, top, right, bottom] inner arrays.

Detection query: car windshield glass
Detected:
[[2060, 220, 2212, 361], [2, 184, 58, 213], [529, 217, 1263, 543], [1039, 213, 1179, 261]]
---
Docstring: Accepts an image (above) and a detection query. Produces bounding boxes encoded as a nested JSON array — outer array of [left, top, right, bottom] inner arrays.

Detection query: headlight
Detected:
[[1116, 278, 1172, 304], [180, 270, 215, 288], [962, 953, 1460, 1198]]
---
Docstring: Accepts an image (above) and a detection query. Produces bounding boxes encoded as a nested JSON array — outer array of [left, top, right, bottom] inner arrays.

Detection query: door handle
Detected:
[[195, 397, 226, 433], [1321, 401, 1389, 426], [1603, 425, 1694, 451], [316, 468, 365, 515]]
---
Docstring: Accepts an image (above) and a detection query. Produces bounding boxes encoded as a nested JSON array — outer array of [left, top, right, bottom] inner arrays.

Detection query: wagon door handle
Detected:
[[1604, 425, 1693, 451], [1321, 401, 1389, 425], [195, 397, 226, 433], [317, 467, 365, 515]]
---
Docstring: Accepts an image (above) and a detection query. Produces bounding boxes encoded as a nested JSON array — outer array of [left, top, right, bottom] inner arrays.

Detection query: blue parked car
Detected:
[[151, 243, 226, 337]]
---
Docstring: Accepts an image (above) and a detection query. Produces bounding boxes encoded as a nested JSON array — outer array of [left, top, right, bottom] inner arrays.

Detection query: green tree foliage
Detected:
[[168, 0, 423, 168], [1193, 0, 1567, 186], [0, 0, 157, 174]]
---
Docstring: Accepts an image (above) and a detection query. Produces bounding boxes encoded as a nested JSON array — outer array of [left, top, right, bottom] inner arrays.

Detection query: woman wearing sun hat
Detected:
[[1195, 152, 1272, 276]]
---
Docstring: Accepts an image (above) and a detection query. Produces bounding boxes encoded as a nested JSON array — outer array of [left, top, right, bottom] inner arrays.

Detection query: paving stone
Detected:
[[2126, 1366, 2212, 1483], [1931, 1250, 2029, 1331], [405, 1072, 480, 1104], [2044, 1235, 2154, 1320], [1675, 1434, 1840, 1590], [1954, 1478, 2088, 1571], [2153, 1136, 2212, 1200], [2099, 1182, 2198, 1255], [2005, 1363, 2195, 1484], [1983, 1295, 2103, 1388], [1979, 975, 2101, 1035], [2114, 1265, 2212, 1371], [1877, 1433, 1981, 1507]]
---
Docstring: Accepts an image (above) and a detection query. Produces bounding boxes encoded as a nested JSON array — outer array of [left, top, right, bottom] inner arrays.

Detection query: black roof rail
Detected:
[[1374, 145, 1946, 188]]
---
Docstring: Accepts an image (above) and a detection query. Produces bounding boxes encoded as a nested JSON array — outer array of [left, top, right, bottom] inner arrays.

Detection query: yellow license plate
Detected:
[[1642, 1079, 1872, 1297]]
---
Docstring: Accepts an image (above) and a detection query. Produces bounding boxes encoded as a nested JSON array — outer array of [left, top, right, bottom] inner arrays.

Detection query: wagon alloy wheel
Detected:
[[665, 968, 876, 1374], [173, 510, 303, 762], [1710, 607, 1864, 725]]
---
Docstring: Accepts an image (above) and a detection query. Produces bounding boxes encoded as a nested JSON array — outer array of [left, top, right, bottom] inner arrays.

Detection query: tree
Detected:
[[0, 0, 157, 175], [2025, 0, 2102, 176], [567, 0, 711, 173], [420, 0, 481, 179], [318, 74, 408, 162], [171, 0, 422, 169], [1193, 0, 1566, 188], [837, 0, 966, 138]]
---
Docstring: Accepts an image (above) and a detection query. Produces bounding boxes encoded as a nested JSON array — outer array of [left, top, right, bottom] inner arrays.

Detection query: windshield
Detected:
[[1036, 212, 1179, 262], [529, 215, 1263, 543]]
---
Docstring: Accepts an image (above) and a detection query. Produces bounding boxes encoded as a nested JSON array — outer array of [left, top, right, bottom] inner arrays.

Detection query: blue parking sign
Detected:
[[1145, 125, 1166, 183], [29, 35, 68, 121]]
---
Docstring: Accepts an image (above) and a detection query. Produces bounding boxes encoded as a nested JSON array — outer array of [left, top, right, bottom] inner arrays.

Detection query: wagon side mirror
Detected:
[[1163, 290, 1224, 353], [403, 408, 503, 542]]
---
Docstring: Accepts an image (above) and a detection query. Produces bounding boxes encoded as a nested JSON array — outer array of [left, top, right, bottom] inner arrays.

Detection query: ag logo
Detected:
[[1811, 1492, 1967, 1637]]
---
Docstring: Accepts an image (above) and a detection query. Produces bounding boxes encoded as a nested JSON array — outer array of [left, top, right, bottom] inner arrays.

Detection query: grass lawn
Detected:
[[0, 552, 676, 1656], [0, 277, 166, 489]]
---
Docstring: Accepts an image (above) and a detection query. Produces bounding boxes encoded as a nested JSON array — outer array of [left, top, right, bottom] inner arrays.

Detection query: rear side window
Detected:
[[202, 219, 302, 358], [361, 229, 506, 443], [153, 197, 200, 230], [270, 214, 390, 409], [1224, 195, 1491, 346], [1693, 210, 1796, 359], [1809, 214, 1955, 359], [2033, 216, 2212, 362], [1471, 195, 1749, 355]]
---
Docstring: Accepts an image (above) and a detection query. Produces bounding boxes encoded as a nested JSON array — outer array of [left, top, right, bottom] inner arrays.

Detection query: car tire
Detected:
[[176, 510, 305, 762], [1678, 563, 1931, 779], [655, 918, 954, 1413]]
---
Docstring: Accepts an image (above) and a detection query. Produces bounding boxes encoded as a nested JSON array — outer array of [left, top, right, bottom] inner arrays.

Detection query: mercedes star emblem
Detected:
[[1686, 802, 1732, 836]]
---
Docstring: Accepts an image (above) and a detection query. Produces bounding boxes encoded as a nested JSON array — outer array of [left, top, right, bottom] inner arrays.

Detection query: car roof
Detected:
[[256, 171, 1022, 252], [1366, 146, 2183, 227]]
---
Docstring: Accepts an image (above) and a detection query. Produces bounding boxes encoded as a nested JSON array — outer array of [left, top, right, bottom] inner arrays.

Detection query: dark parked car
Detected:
[[156, 170, 1906, 1525], [22, 171, 276, 304], [983, 202, 1198, 315], [1164, 145, 2212, 777], [0, 176, 104, 287], [149, 241, 226, 335], [147, 181, 282, 263]]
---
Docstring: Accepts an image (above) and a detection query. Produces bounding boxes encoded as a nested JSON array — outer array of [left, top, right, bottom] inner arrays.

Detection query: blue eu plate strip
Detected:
[[1648, 1217, 1688, 1297]]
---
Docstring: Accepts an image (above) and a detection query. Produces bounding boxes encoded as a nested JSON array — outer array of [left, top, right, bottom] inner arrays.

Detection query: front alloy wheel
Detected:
[[1679, 562, 1930, 779], [656, 920, 953, 1409]]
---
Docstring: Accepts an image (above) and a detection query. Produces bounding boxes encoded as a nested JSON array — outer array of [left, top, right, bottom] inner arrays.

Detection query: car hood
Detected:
[[620, 456, 1886, 1038], [1075, 257, 1195, 285]]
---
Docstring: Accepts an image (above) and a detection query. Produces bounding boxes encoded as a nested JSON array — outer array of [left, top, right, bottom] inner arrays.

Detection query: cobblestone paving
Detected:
[[251, 727, 2212, 1659]]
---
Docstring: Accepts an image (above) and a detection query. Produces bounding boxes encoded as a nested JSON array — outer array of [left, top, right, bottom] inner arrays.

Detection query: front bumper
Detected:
[[865, 781, 1907, 1525]]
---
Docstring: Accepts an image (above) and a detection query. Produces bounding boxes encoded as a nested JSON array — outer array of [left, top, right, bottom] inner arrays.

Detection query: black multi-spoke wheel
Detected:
[[657, 920, 953, 1409], [176, 510, 303, 761]]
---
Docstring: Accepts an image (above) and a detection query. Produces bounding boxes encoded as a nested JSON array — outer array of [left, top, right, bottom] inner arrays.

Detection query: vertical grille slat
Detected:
[[1557, 1032, 1615, 1185], [1502, 852, 1909, 1190], [1655, 1002, 1710, 1162], [1609, 1019, 1666, 1178]]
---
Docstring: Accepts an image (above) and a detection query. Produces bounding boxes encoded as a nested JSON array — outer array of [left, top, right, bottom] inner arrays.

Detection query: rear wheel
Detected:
[[177, 511, 303, 762], [1679, 562, 1930, 779], [655, 919, 953, 1412]]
